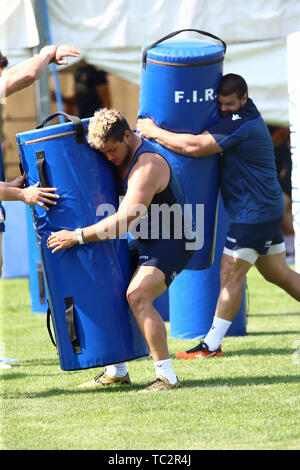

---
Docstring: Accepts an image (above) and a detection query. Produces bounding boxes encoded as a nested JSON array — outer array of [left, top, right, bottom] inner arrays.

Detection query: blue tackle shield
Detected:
[[16, 112, 149, 371]]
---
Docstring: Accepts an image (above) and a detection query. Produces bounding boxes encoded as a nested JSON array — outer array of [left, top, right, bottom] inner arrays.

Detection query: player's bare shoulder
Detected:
[[128, 151, 170, 191], [135, 151, 169, 172]]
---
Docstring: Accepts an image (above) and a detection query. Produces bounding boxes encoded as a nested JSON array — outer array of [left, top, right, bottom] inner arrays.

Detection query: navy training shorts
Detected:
[[224, 218, 284, 255], [129, 237, 194, 287]]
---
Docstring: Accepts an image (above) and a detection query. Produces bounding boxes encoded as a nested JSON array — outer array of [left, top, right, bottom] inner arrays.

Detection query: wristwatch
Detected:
[[74, 228, 84, 245]]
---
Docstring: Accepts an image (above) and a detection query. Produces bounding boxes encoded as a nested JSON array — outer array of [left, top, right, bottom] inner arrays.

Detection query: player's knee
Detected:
[[126, 286, 149, 313]]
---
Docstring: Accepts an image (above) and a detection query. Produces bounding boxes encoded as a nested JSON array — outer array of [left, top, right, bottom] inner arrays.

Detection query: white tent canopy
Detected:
[[1, 0, 300, 125]]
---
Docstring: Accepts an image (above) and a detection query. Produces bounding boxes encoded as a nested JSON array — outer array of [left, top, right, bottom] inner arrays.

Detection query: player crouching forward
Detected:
[[47, 108, 195, 391]]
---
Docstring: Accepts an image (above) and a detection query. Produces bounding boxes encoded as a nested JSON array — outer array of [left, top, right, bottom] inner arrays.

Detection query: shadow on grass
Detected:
[[249, 312, 300, 317], [221, 347, 296, 357], [2, 383, 144, 398], [0, 372, 28, 381], [246, 330, 299, 337], [20, 358, 60, 367], [182, 374, 300, 389], [4, 374, 300, 399]]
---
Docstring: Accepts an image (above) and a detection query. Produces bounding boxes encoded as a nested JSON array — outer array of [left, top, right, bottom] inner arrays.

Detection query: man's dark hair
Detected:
[[218, 73, 248, 99], [0, 51, 8, 69], [106, 116, 132, 143]]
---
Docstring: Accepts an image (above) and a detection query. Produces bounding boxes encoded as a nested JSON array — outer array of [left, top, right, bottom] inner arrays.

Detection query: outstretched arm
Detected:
[[3, 45, 80, 97], [136, 117, 222, 157], [0, 175, 59, 210], [47, 154, 166, 253]]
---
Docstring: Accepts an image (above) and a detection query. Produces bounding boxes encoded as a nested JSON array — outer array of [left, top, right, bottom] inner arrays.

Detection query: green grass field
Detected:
[[0, 266, 299, 451]]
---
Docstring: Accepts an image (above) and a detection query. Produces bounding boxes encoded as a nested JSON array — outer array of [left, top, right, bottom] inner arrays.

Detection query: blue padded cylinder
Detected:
[[138, 30, 246, 338], [153, 290, 169, 322], [16, 112, 148, 371], [169, 196, 247, 339], [139, 31, 225, 269]]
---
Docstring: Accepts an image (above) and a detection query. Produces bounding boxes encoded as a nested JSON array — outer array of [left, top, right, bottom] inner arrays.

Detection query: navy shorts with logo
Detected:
[[224, 218, 284, 255], [0, 202, 5, 232], [129, 238, 194, 287]]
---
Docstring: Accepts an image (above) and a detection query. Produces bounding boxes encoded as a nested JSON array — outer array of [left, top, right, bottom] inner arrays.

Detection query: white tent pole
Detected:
[[32, 0, 51, 125], [287, 31, 300, 273]]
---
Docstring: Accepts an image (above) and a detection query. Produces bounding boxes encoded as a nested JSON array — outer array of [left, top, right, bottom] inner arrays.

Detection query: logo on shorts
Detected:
[[0, 208, 4, 224], [140, 255, 149, 261], [264, 240, 272, 247], [227, 236, 236, 243], [170, 271, 178, 281]]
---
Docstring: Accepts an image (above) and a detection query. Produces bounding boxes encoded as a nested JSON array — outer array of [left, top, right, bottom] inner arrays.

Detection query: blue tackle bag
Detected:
[[16, 112, 149, 371]]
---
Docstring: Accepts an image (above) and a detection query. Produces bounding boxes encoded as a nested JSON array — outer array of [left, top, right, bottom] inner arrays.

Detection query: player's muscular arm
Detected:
[[47, 153, 168, 252], [137, 118, 222, 157]]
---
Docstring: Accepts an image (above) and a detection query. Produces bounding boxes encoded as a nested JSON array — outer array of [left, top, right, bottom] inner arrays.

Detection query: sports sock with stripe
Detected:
[[154, 358, 177, 384], [204, 316, 232, 351]]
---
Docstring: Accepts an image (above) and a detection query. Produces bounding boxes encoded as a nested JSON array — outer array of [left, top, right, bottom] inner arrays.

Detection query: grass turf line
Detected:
[[0, 268, 299, 450]]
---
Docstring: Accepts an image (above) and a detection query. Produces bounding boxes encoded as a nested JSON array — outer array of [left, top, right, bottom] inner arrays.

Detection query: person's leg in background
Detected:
[[176, 252, 252, 359], [0, 223, 19, 368], [255, 250, 300, 301], [281, 192, 295, 264]]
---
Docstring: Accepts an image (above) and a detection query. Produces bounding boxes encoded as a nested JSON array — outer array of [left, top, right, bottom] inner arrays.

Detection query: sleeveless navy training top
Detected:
[[121, 137, 192, 241]]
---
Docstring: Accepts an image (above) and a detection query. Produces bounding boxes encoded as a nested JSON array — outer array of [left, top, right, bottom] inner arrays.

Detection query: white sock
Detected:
[[154, 358, 177, 384], [204, 317, 232, 351], [105, 362, 128, 378], [0, 356, 19, 364]]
